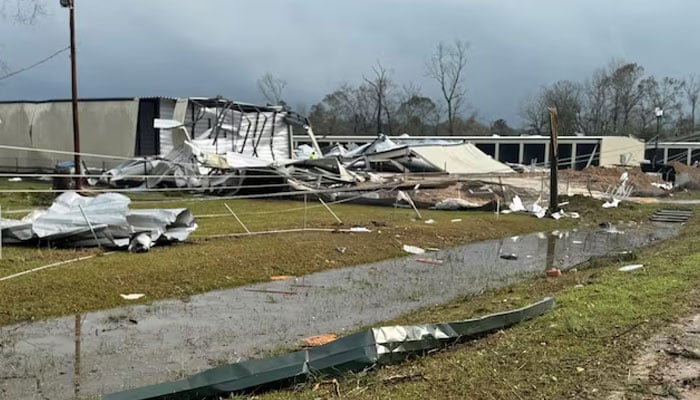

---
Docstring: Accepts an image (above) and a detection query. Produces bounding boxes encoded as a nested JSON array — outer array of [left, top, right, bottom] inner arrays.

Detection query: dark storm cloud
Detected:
[[1, 0, 699, 126]]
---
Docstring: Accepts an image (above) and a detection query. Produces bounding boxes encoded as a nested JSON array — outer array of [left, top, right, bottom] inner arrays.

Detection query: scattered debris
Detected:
[[651, 182, 674, 190], [402, 245, 426, 255], [424, 219, 436, 225], [7, 177, 22, 182], [0, 191, 197, 250], [106, 298, 554, 400], [602, 198, 621, 208], [120, 294, 145, 300], [128, 233, 153, 253], [433, 198, 481, 210], [508, 195, 526, 212], [546, 268, 562, 277], [650, 209, 693, 223], [450, 218, 462, 223], [270, 275, 295, 281], [335, 247, 347, 254], [243, 288, 298, 295], [302, 333, 338, 347], [381, 372, 426, 385], [618, 264, 644, 272], [500, 253, 518, 260], [415, 258, 444, 265], [349, 227, 371, 233]]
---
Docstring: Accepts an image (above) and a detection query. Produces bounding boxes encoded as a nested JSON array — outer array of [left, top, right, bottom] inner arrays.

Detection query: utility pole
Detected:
[[61, 0, 81, 190], [654, 107, 664, 170], [548, 107, 559, 214]]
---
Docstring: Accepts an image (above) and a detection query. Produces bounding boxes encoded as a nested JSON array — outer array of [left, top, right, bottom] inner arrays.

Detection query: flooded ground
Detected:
[[0, 223, 679, 399]]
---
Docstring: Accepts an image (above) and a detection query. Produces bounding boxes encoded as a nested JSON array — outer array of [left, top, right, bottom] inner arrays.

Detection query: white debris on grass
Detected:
[[120, 294, 145, 300], [402, 245, 426, 255], [618, 264, 644, 272]]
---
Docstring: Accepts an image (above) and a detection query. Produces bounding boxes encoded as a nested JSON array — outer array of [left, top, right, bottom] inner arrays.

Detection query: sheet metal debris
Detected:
[[105, 297, 554, 400], [0, 192, 197, 250]]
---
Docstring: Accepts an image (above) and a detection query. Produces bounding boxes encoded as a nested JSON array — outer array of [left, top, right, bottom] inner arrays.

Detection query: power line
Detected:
[[0, 46, 71, 82]]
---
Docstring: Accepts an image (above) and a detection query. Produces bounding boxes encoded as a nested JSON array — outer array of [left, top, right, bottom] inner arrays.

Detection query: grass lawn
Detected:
[[254, 206, 700, 400], [0, 187, 654, 327]]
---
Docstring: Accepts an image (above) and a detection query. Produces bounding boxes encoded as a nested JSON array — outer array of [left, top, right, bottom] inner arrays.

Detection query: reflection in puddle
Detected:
[[0, 223, 679, 400], [74, 314, 81, 398]]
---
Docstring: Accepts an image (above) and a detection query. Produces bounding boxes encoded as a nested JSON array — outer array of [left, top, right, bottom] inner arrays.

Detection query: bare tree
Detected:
[[0, 0, 46, 72], [608, 61, 646, 134], [363, 61, 394, 134], [543, 80, 583, 135], [257, 72, 287, 105], [426, 39, 468, 135], [520, 92, 548, 135], [580, 68, 611, 135], [1, 0, 46, 24], [685, 74, 700, 130]]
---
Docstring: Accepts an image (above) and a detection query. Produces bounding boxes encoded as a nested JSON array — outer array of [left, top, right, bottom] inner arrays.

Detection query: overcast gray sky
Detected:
[[1, 0, 699, 126]]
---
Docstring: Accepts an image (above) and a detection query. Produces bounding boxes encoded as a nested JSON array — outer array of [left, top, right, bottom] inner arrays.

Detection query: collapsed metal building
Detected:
[[0, 97, 319, 172]]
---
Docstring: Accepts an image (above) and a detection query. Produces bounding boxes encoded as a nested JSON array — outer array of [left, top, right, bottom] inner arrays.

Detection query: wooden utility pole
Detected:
[[548, 107, 559, 214], [62, 0, 81, 189]]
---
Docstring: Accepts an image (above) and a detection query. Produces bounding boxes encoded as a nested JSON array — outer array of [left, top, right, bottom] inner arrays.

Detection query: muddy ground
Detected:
[[611, 309, 700, 399]]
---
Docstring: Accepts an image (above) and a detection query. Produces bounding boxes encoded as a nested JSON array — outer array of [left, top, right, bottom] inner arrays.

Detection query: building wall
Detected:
[[599, 137, 645, 166], [0, 99, 139, 171]]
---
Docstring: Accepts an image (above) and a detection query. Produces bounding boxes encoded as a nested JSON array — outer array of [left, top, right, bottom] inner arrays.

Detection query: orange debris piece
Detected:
[[303, 333, 338, 347], [270, 275, 295, 281]]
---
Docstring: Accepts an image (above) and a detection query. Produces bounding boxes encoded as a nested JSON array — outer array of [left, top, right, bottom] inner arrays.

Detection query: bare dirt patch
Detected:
[[613, 310, 700, 399]]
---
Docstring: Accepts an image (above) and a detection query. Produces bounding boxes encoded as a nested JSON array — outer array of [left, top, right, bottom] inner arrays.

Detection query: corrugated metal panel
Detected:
[[158, 98, 177, 155]]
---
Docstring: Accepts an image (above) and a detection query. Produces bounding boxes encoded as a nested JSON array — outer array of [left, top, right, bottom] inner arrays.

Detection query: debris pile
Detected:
[[560, 166, 663, 196], [0, 191, 197, 250]]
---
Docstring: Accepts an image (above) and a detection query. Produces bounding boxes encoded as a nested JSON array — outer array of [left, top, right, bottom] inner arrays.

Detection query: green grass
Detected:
[[0, 192, 655, 327], [253, 208, 700, 400]]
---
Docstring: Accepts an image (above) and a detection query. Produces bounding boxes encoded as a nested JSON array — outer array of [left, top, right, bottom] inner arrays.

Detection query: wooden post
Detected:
[[224, 203, 250, 233], [548, 108, 559, 214]]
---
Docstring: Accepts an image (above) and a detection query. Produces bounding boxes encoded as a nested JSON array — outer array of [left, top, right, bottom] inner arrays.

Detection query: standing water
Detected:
[[0, 223, 679, 399]]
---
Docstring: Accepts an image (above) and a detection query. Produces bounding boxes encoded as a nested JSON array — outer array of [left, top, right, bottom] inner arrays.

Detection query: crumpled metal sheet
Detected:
[[0, 192, 197, 249], [105, 297, 554, 400]]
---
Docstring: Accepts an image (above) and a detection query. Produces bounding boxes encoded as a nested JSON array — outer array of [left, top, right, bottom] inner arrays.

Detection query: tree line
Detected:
[[520, 60, 700, 139], [258, 40, 497, 137], [260, 52, 700, 140]]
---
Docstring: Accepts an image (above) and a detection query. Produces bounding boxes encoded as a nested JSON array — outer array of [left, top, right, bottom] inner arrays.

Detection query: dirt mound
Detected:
[[670, 161, 700, 189], [560, 166, 662, 195]]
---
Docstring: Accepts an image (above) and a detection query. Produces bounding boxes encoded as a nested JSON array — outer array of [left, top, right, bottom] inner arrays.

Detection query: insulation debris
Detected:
[[0, 191, 197, 250]]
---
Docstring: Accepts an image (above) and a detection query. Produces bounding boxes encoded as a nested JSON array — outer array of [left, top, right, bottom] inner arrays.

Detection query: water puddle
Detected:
[[0, 223, 679, 399]]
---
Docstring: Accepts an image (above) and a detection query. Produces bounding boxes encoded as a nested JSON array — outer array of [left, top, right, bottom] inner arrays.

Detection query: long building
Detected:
[[0, 96, 697, 172], [295, 135, 699, 169]]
